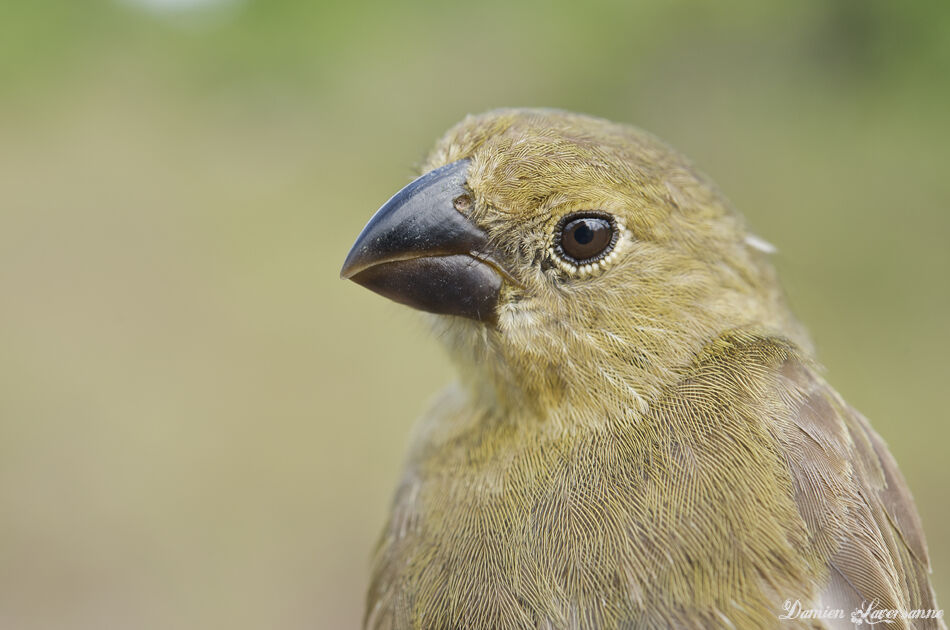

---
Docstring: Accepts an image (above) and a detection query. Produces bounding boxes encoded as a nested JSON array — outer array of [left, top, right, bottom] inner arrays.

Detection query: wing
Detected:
[[776, 356, 944, 630]]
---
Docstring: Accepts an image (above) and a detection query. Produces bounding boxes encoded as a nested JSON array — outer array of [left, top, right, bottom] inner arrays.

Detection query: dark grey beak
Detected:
[[340, 159, 502, 324]]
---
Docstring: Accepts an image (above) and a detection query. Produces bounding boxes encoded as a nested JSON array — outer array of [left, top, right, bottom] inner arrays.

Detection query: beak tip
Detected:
[[339, 248, 364, 280]]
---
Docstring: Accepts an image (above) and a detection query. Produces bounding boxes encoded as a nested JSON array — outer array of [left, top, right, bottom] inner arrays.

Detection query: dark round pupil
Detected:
[[573, 222, 594, 244], [560, 216, 613, 262]]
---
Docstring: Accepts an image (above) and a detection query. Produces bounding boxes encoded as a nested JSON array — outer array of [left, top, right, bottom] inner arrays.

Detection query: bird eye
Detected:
[[555, 212, 618, 265]]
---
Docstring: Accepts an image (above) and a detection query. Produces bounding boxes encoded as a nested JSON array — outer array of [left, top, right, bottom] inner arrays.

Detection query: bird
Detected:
[[340, 109, 943, 630]]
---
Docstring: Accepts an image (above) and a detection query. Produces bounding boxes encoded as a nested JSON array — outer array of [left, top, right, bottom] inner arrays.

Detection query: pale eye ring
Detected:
[[554, 211, 618, 265]]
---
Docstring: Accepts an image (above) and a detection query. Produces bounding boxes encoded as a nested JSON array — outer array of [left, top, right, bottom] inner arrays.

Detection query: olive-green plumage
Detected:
[[350, 110, 942, 630]]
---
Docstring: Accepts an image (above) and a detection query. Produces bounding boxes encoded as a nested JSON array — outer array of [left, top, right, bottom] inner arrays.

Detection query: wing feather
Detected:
[[777, 356, 943, 630]]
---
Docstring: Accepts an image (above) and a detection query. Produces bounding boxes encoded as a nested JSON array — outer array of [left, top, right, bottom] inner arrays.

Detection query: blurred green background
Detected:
[[1, 1, 947, 628]]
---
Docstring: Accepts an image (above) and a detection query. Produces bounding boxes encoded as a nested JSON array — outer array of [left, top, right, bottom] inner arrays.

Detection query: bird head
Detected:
[[342, 109, 806, 417]]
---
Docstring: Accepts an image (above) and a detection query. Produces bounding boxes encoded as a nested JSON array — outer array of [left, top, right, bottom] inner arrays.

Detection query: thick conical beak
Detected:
[[340, 159, 502, 324]]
